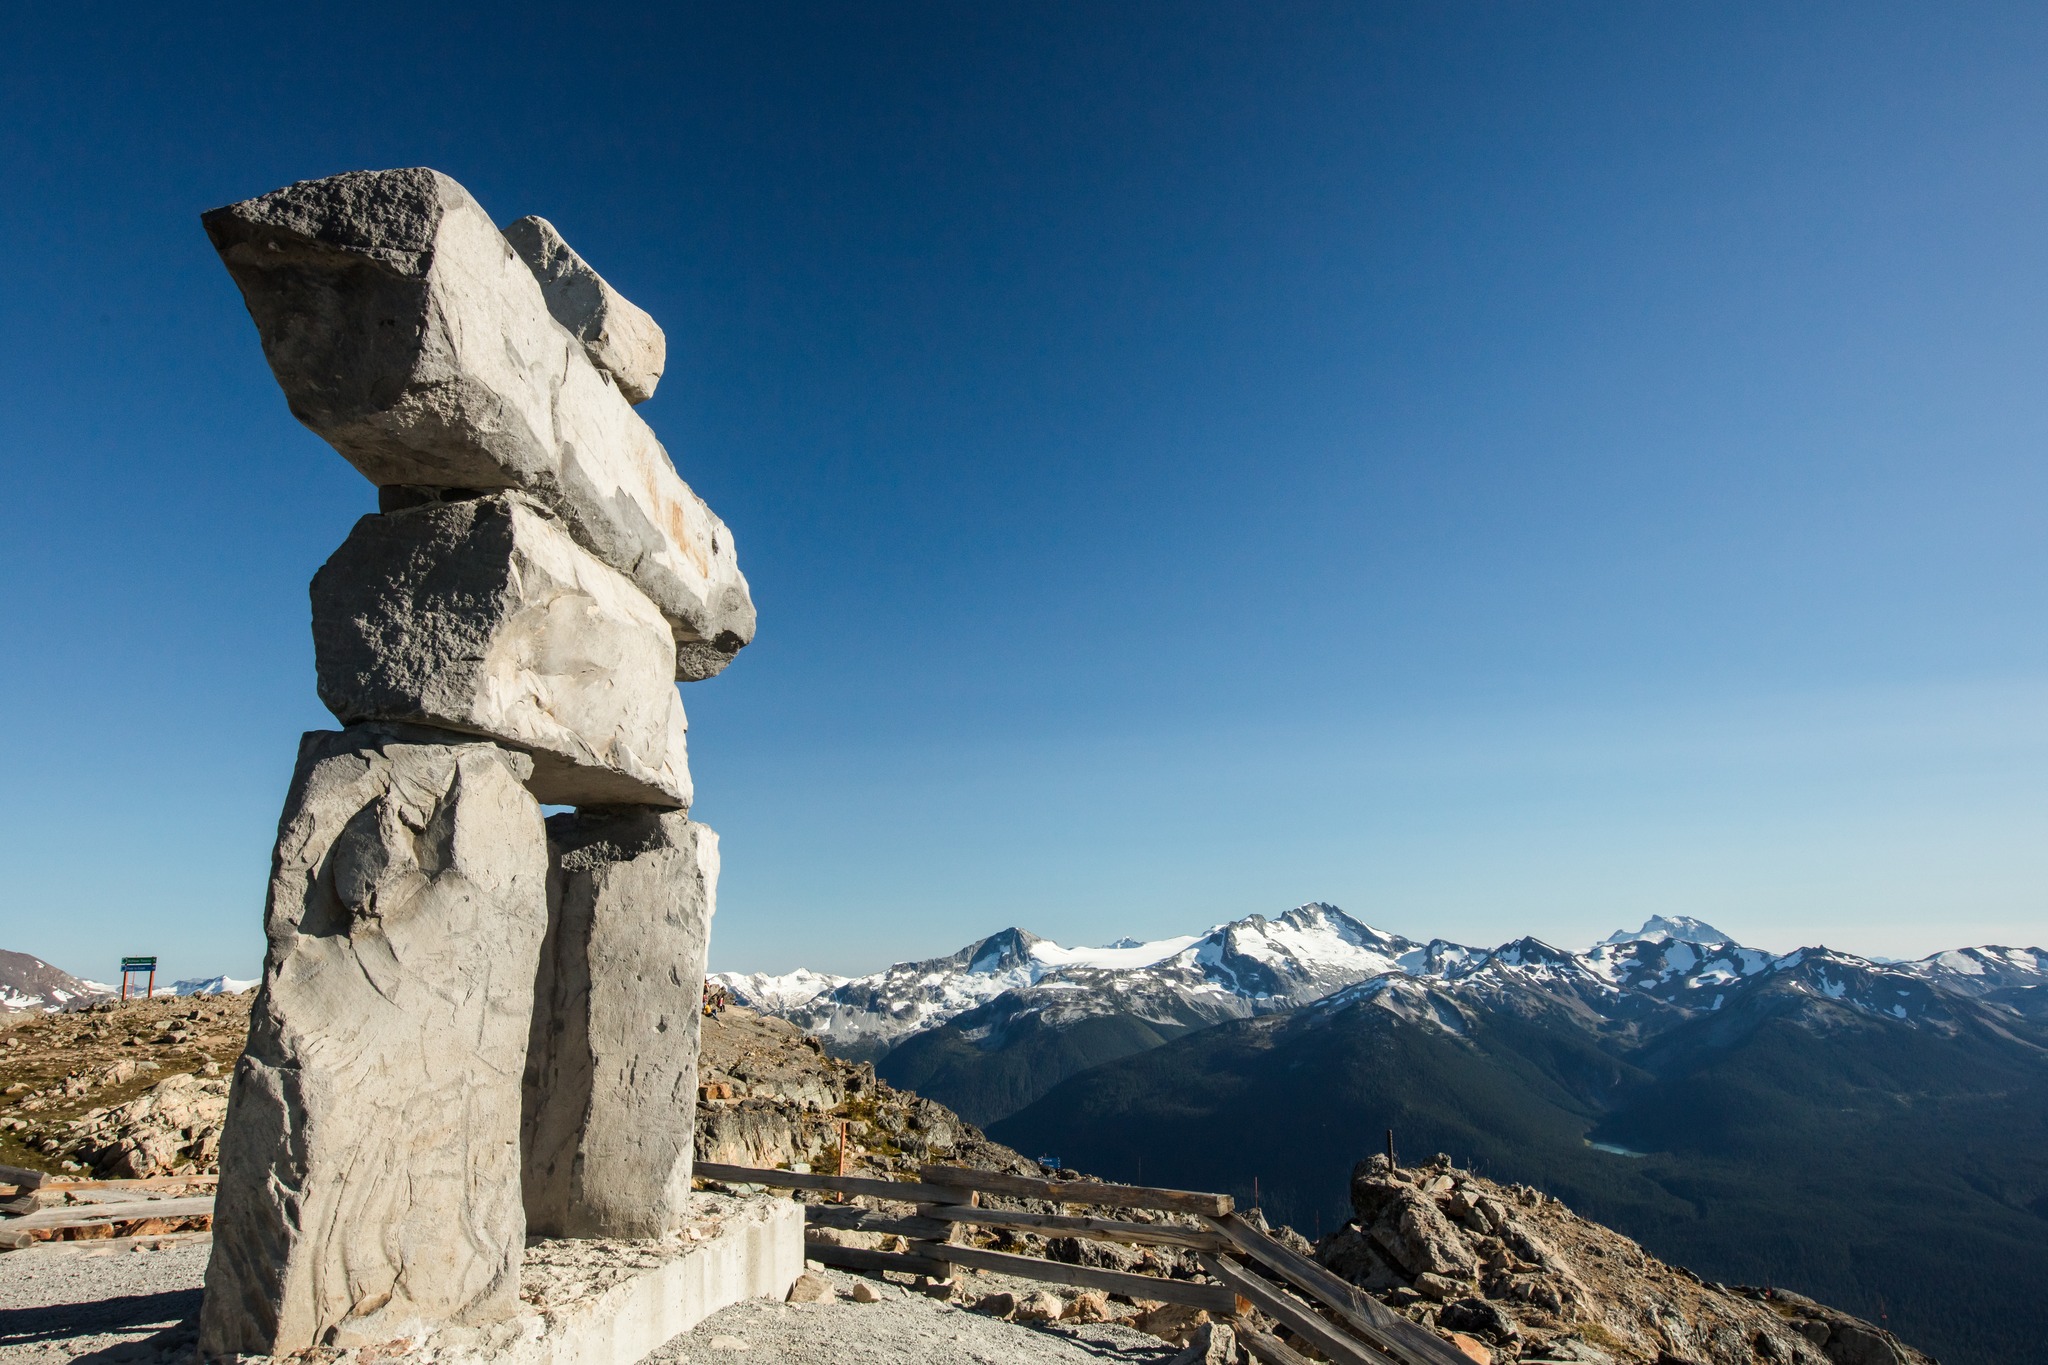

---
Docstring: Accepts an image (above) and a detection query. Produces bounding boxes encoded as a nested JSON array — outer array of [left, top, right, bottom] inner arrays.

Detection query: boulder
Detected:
[[503, 216, 665, 404], [521, 808, 717, 1237], [200, 726, 548, 1356], [1168, 1322, 1236, 1365], [313, 493, 690, 808], [1370, 1191, 1481, 1281], [1013, 1291, 1068, 1323], [1133, 1303, 1212, 1347], [785, 1272, 834, 1304], [1824, 1324, 1908, 1365], [202, 168, 753, 680]]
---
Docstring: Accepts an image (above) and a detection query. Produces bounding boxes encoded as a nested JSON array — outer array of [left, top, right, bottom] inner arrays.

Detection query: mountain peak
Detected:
[[1601, 915, 1734, 948]]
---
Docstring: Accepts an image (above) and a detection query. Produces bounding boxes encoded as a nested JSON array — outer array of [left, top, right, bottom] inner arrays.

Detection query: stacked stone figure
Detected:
[[194, 169, 753, 1356]]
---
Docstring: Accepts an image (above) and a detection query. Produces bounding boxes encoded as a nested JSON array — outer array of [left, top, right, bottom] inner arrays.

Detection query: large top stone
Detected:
[[503, 215, 666, 405], [202, 168, 752, 680]]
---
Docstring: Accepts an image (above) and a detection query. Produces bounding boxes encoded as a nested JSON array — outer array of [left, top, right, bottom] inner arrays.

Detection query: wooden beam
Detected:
[[39, 1175, 217, 1193], [1202, 1215, 1473, 1365], [924, 1203, 1225, 1251], [924, 1243, 1242, 1314], [694, 1161, 955, 1205], [8, 1196, 216, 1232], [918, 1164, 1234, 1218], [1241, 1327, 1319, 1365], [0, 1164, 47, 1191], [1198, 1254, 1396, 1365], [802, 1241, 952, 1277], [802, 1205, 954, 1241]]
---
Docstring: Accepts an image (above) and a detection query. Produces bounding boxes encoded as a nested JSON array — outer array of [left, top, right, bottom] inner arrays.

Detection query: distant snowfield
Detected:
[[171, 976, 258, 996]]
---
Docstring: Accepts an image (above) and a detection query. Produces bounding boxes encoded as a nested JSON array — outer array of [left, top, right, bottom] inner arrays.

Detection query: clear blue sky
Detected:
[[3, 3, 2044, 981]]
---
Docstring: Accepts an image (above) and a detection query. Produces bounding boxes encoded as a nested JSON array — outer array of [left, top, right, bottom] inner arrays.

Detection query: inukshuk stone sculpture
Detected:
[[196, 168, 752, 1355]]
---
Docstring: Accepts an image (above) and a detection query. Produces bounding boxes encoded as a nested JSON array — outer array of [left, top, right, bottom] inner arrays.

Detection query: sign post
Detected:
[[119, 956, 158, 1002]]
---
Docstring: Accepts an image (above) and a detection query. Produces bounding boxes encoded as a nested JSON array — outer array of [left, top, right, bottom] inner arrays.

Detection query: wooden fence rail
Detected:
[[697, 1159, 1464, 1365]]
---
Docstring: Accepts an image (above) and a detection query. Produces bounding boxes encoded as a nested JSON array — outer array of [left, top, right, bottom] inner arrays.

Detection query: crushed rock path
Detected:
[[651, 1268, 1177, 1365], [0, 1246, 1177, 1365], [0, 1235, 210, 1363]]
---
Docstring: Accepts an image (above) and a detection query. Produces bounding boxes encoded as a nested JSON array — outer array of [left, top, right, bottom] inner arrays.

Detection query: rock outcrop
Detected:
[[1319, 1154, 1932, 1365], [199, 727, 549, 1356], [523, 808, 717, 1237], [52, 1071, 229, 1178], [313, 492, 691, 808], [202, 167, 753, 680]]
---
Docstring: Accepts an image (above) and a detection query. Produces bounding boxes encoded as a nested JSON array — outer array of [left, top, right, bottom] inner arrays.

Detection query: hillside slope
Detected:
[[990, 965, 2048, 1365]]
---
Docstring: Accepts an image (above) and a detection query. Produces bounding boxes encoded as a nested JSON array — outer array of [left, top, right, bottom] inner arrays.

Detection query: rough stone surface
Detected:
[[522, 809, 718, 1238], [503, 215, 666, 404], [202, 168, 754, 679], [199, 726, 549, 1357], [313, 493, 691, 808], [1168, 1321, 1236, 1365]]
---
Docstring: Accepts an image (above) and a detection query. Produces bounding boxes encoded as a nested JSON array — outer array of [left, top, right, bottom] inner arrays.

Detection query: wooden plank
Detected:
[[1203, 1215, 1473, 1365], [918, 1164, 1233, 1218], [1198, 1254, 1395, 1365], [801, 1240, 951, 1277], [802, 1205, 953, 1241], [8, 1197, 216, 1232], [38, 1175, 217, 1193], [694, 1162, 955, 1205], [925, 1203, 1225, 1251], [0, 1164, 47, 1191], [924, 1243, 1241, 1314], [1241, 1327, 1318, 1365]]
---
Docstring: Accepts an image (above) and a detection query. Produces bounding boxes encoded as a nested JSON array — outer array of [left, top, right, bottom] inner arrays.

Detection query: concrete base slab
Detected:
[[0, 1194, 801, 1365], [365, 1194, 803, 1365]]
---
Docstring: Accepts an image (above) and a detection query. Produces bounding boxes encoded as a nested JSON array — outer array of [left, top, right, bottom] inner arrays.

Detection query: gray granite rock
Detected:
[[202, 168, 753, 680], [199, 726, 549, 1356], [313, 493, 691, 809], [522, 808, 718, 1238], [503, 215, 665, 404]]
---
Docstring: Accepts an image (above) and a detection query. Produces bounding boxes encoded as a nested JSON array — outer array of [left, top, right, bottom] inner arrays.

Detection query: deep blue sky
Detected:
[[3, 3, 2045, 981]]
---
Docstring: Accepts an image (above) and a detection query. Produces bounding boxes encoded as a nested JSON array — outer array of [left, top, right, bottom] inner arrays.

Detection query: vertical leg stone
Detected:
[[522, 808, 718, 1238], [199, 725, 549, 1356]]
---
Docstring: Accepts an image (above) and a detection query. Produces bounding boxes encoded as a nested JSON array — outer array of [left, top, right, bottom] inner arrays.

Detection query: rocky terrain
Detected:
[[0, 994, 1939, 1363], [700, 1005, 1935, 1365], [0, 993, 248, 1178], [1320, 1153, 1927, 1365]]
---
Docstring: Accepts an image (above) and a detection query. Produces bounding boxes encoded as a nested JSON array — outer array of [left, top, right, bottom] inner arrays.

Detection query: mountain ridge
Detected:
[[714, 905, 2048, 1124]]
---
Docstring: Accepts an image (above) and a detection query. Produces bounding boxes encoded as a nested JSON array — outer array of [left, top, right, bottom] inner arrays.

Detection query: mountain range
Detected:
[[716, 905, 2048, 1365], [714, 904, 2045, 1125]]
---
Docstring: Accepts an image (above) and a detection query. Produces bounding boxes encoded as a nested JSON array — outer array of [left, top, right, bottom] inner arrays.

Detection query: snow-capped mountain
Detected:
[[1597, 914, 1733, 947], [717, 906, 2048, 1090], [0, 950, 113, 1012], [171, 975, 259, 996], [714, 903, 1418, 1060]]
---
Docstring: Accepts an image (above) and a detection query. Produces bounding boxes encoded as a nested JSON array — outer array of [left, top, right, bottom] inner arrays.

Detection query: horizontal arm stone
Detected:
[[202, 167, 753, 680]]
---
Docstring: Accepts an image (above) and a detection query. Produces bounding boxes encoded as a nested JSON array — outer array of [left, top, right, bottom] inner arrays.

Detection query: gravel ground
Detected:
[[649, 1269, 1178, 1365], [0, 1244, 1177, 1365], [0, 1235, 210, 1364]]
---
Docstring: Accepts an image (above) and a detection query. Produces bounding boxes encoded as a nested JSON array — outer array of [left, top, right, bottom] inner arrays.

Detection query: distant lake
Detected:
[[1585, 1139, 1648, 1157]]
